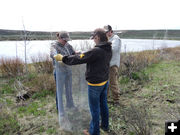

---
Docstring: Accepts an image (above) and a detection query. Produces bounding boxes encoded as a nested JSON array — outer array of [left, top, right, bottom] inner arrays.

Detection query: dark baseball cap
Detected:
[[56, 31, 71, 41], [90, 28, 106, 39], [90, 31, 97, 39]]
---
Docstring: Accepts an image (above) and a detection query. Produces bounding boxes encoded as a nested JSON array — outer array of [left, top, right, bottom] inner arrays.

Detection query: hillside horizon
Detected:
[[1, 29, 180, 41]]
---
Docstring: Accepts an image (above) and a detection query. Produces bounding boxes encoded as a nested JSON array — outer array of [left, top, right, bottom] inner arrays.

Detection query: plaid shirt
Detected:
[[50, 41, 75, 67]]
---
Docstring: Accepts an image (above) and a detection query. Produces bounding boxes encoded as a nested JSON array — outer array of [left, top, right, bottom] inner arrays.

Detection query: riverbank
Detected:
[[1, 29, 180, 41], [1, 47, 180, 134]]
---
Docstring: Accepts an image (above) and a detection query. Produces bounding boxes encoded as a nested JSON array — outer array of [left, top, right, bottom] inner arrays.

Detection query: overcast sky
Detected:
[[0, 0, 179, 32]]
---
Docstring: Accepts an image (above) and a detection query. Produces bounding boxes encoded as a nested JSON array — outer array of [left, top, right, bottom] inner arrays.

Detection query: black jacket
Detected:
[[62, 42, 112, 84]]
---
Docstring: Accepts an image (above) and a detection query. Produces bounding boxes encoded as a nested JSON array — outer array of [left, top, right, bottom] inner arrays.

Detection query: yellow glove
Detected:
[[54, 54, 63, 61]]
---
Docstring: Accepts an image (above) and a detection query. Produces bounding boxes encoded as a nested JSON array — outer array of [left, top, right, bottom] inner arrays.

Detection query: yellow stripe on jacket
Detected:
[[88, 80, 108, 86]]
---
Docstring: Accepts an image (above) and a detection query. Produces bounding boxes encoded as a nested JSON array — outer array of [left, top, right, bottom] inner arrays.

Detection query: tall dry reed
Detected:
[[119, 50, 160, 78], [31, 53, 53, 74], [0, 57, 24, 77]]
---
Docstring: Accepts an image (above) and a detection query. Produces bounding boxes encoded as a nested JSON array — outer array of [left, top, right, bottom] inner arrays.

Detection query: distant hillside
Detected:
[[0, 29, 91, 41], [0, 29, 54, 41], [119, 30, 180, 40], [0, 29, 180, 41]]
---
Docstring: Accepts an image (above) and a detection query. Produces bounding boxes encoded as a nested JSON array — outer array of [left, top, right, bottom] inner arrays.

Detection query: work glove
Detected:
[[54, 54, 63, 61]]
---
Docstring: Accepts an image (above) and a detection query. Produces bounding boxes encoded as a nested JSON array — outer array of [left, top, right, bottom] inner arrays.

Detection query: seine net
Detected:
[[56, 63, 90, 134]]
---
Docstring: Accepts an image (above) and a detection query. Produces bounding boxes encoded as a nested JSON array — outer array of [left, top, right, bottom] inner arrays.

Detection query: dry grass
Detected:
[[31, 53, 53, 74], [119, 50, 160, 78], [119, 46, 180, 79], [0, 57, 24, 77], [122, 104, 152, 135], [159, 46, 180, 61], [24, 73, 56, 93], [1, 46, 180, 80]]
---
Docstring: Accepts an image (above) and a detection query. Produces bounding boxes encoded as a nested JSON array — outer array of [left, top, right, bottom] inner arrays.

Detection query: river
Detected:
[[0, 39, 180, 63]]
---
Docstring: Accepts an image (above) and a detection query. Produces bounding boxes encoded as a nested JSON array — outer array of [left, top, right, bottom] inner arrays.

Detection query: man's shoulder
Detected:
[[113, 34, 120, 40], [109, 34, 120, 42], [65, 42, 73, 47], [84, 47, 100, 55]]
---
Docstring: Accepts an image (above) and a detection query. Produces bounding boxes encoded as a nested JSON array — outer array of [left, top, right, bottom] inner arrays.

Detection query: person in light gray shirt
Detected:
[[104, 25, 121, 104]]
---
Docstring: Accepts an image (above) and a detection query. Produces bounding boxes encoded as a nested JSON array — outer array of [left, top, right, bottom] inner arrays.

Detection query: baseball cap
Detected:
[[90, 28, 106, 39], [57, 31, 71, 41], [90, 31, 98, 39], [103, 25, 112, 32]]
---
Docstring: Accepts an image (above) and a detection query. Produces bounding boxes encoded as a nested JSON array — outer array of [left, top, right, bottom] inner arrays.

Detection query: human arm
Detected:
[[111, 36, 121, 52], [54, 48, 98, 65], [50, 43, 57, 60]]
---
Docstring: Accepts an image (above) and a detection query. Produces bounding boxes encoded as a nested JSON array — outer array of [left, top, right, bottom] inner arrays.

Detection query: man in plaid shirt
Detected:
[[50, 31, 75, 125]]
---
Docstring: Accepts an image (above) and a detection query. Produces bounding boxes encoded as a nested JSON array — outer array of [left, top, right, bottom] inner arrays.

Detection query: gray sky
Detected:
[[0, 0, 180, 32]]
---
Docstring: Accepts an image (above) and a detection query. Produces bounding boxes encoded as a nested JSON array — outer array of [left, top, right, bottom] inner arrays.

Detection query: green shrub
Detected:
[[18, 102, 46, 117], [0, 110, 20, 134], [119, 77, 130, 84], [31, 90, 54, 99], [131, 71, 149, 81], [119, 50, 160, 78], [0, 84, 14, 94], [46, 127, 56, 134]]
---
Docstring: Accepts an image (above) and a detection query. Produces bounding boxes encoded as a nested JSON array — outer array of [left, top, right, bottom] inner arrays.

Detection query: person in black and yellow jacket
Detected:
[[54, 28, 112, 135]]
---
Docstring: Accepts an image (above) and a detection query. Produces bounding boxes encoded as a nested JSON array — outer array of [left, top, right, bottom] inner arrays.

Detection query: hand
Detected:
[[75, 51, 81, 54], [54, 54, 63, 61]]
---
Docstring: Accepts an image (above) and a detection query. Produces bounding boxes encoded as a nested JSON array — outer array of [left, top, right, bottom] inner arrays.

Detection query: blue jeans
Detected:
[[55, 62, 74, 120], [88, 82, 109, 135]]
